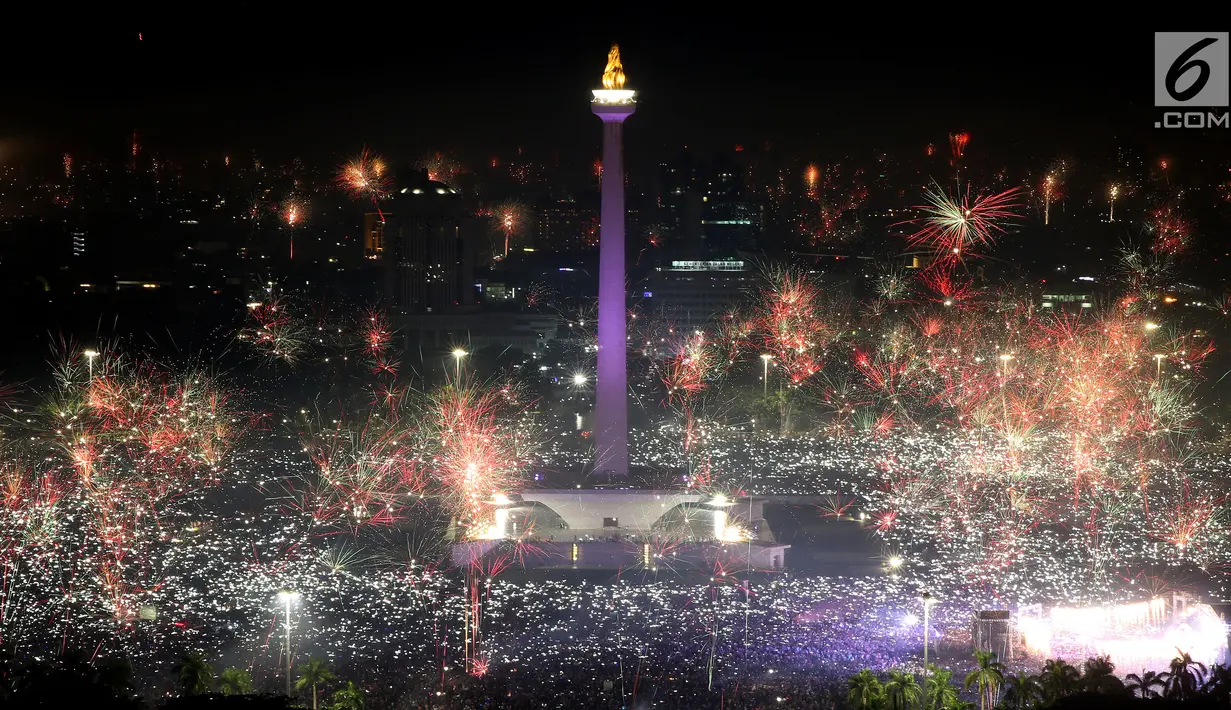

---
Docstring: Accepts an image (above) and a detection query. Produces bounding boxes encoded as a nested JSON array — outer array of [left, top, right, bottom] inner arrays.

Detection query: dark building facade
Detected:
[[536, 198, 599, 252], [657, 151, 760, 253], [383, 172, 478, 313], [640, 258, 753, 334]]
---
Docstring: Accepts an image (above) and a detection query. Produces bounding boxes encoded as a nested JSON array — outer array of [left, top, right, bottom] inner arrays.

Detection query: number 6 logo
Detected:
[[1155, 32, 1229, 108], [1167, 37, 1219, 102]]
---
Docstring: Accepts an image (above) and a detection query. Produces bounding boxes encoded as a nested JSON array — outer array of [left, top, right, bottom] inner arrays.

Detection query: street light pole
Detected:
[[760, 354, 772, 398], [285, 595, 292, 694], [277, 589, 299, 697], [451, 349, 467, 382], [922, 592, 934, 682], [84, 349, 99, 380]]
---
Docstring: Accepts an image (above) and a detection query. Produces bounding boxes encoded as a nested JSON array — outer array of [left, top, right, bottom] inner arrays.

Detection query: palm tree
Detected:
[[173, 653, 214, 695], [1000, 673, 1041, 710], [1204, 663, 1231, 701], [329, 680, 365, 710], [924, 666, 960, 710], [1082, 655, 1125, 695], [1165, 649, 1207, 701], [1039, 658, 1080, 705], [218, 667, 254, 696], [963, 650, 1005, 710], [1125, 670, 1165, 699], [296, 658, 335, 710], [847, 669, 884, 710], [883, 670, 922, 710]]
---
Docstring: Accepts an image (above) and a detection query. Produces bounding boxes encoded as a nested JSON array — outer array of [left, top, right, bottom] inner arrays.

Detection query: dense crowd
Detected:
[[3, 424, 1230, 707]]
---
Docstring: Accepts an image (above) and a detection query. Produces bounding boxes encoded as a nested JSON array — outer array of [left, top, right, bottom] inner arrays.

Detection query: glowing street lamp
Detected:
[[276, 589, 300, 697], [572, 373, 589, 387], [998, 353, 1014, 377], [887, 555, 904, 570], [83, 349, 99, 380], [760, 354, 773, 397], [451, 349, 468, 381], [921, 592, 938, 678]]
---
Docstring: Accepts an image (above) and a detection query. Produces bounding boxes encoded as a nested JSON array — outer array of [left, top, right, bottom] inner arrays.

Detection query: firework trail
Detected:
[[1036, 159, 1067, 226], [282, 197, 307, 260], [0, 346, 249, 628], [419, 152, 462, 187], [662, 332, 721, 460], [237, 297, 311, 366], [950, 131, 969, 188], [1149, 203, 1192, 257], [721, 266, 850, 434], [487, 200, 528, 259]]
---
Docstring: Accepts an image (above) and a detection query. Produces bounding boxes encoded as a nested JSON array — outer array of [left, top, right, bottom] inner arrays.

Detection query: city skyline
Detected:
[[3, 28, 1231, 710]]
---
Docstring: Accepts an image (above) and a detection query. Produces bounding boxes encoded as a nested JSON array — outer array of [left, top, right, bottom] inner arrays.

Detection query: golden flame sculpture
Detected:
[[602, 44, 626, 90]]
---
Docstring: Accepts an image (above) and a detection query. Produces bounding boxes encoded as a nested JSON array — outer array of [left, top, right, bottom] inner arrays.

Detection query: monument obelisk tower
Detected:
[[591, 44, 635, 476]]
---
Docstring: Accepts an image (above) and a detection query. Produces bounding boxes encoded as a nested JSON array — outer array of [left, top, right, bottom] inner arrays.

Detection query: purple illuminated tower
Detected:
[[591, 44, 635, 476]]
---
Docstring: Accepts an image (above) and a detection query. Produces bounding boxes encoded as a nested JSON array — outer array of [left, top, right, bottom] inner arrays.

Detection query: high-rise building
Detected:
[[536, 198, 599, 251], [701, 200, 762, 251], [383, 172, 477, 314], [657, 151, 759, 252], [363, 212, 386, 259], [640, 258, 753, 334], [591, 44, 636, 477]]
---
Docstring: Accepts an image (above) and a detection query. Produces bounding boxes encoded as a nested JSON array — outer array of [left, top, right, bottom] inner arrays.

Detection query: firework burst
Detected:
[[488, 200, 528, 259], [906, 182, 1020, 263], [337, 148, 391, 219]]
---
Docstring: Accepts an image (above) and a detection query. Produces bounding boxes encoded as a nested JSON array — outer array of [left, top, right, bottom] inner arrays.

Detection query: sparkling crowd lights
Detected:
[[3, 166, 1230, 705], [0, 346, 250, 630]]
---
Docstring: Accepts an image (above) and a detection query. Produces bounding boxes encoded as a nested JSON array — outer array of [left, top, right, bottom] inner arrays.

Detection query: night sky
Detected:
[[2, 22, 1205, 165]]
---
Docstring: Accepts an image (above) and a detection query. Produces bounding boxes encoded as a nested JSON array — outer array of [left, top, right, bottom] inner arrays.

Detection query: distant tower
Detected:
[[591, 44, 636, 476]]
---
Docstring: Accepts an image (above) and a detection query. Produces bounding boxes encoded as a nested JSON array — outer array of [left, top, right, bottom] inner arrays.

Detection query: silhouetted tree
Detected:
[[174, 654, 215, 696], [1125, 670, 1165, 699], [7, 652, 139, 710], [924, 666, 960, 710], [1040, 658, 1081, 705], [883, 670, 922, 710], [296, 658, 335, 710], [1001, 673, 1041, 709], [963, 651, 1004, 710], [847, 669, 884, 710], [1083, 655, 1126, 695], [1165, 650, 1207, 701], [329, 680, 365, 710], [219, 667, 254, 696]]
